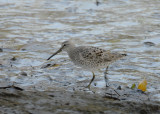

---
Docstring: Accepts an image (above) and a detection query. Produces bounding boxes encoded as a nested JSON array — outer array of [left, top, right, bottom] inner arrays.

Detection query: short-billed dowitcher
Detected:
[[47, 40, 126, 89]]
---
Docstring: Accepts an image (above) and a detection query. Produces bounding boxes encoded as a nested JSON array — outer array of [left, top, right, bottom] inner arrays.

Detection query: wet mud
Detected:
[[0, 89, 160, 114]]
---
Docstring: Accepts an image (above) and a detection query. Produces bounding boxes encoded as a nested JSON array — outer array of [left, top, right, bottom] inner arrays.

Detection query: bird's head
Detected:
[[47, 40, 75, 60]]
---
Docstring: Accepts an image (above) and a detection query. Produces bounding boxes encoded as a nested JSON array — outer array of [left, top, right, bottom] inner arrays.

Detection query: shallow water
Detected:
[[0, 0, 160, 100]]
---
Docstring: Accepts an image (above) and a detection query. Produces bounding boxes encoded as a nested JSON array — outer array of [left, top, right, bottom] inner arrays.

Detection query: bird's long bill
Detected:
[[47, 46, 63, 60]]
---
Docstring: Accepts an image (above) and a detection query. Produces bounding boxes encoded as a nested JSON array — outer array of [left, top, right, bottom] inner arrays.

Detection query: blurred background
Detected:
[[0, 0, 160, 100]]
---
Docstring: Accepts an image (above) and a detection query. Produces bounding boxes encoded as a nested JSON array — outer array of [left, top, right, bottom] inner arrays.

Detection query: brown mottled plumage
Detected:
[[47, 40, 126, 89]]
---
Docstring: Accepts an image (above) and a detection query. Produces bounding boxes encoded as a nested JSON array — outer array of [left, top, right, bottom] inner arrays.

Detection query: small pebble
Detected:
[[117, 86, 121, 90], [0, 48, 3, 52], [96, 0, 100, 6], [11, 57, 16, 61], [21, 48, 26, 51], [20, 72, 27, 76], [65, 102, 70, 105], [49, 95, 55, 97], [137, 89, 144, 94], [41, 64, 51, 68]]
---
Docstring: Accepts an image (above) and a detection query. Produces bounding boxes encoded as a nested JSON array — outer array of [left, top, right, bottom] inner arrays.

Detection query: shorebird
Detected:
[[47, 40, 126, 89]]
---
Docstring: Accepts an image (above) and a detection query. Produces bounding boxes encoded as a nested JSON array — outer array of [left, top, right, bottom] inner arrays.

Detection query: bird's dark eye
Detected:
[[63, 44, 66, 46]]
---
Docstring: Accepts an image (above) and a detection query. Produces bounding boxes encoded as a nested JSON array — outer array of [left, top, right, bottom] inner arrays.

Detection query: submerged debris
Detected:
[[131, 83, 136, 89], [41, 63, 52, 68], [138, 78, 147, 92], [0, 48, 3, 52], [41, 63, 60, 69], [103, 94, 121, 100], [0, 85, 23, 91], [144, 42, 155, 47]]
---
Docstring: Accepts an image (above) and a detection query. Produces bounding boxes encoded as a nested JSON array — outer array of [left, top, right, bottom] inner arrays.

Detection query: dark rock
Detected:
[[65, 102, 70, 105], [11, 57, 16, 61], [20, 72, 27, 76], [0, 48, 3, 52], [21, 48, 26, 51], [117, 86, 121, 90]]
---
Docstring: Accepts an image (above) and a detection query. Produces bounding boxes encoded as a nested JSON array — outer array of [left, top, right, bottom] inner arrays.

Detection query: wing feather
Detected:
[[78, 46, 124, 63]]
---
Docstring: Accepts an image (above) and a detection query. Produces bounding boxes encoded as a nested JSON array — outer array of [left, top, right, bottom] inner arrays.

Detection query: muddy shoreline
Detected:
[[0, 0, 160, 113], [0, 89, 160, 114]]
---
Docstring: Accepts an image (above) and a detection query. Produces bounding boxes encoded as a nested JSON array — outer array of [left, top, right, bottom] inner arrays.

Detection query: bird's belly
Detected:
[[72, 59, 108, 70], [68, 52, 109, 70]]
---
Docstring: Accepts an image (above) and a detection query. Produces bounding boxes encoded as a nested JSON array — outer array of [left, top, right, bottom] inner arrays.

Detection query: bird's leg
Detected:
[[104, 66, 110, 87], [86, 72, 95, 89]]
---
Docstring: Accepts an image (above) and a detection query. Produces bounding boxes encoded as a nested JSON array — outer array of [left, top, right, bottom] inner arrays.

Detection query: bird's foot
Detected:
[[85, 85, 91, 90]]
